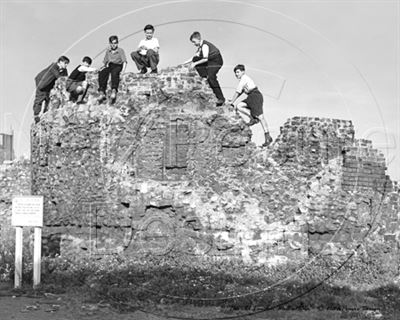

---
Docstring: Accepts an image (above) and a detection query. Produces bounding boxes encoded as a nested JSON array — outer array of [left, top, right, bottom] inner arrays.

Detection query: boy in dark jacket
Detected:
[[33, 56, 69, 123]]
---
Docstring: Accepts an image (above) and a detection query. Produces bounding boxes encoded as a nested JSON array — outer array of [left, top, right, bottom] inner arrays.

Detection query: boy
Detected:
[[228, 64, 273, 147], [33, 56, 69, 123], [98, 35, 127, 104], [130, 24, 160, 74], [66, 56, 97, 104], [183, 31, 225, 106]]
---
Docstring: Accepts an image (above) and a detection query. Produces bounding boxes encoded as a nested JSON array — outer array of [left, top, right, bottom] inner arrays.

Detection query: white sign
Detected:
[[12, 196, 43, 227]]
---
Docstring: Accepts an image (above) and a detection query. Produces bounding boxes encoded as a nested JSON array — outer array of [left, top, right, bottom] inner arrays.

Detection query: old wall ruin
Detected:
[[24, 66, 400, 265]]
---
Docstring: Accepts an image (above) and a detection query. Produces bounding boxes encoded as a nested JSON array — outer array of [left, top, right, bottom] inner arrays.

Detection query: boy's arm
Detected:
[[138, 39, 146, 50], [120, 49, 127, 73], [153, 38, 160, 53], [102, 50, 109, 67], [78, 65, 97, 73], [228, 91, 240, 106], [36, 77, 51, 91], [182, 58, 193, 65], [36, 64, 60, 90], [228, 80, 244, 106]]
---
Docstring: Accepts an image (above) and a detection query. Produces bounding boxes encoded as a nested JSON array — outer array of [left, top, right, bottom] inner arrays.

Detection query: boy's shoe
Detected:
[[261, 132, 273, 147], [69, 92, 78, 102], [140, 68, 147, 74], [247, 117, 259, 126], [150, 68, 158, 74], [97, 92, 106, 104], [110, 89, 117, 104], [216, 98, 225, 107]]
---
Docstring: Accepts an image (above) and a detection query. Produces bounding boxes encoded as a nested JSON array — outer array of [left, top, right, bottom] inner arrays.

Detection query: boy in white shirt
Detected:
[[228, 64, 273, 147], [130, 24, 160, 74]]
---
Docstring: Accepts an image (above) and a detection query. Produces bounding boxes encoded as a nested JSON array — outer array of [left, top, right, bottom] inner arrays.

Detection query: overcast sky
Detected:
[[0, 0, 398, 180]]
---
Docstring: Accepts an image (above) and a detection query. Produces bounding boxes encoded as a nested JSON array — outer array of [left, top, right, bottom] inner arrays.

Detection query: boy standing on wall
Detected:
[[228, 64, 273, 147], [66, 56, 97, 104], [183, 31, 225, 106], [98, 35, 127, 104], [131, 24, 160, 74], [33, 56, 70, 123]]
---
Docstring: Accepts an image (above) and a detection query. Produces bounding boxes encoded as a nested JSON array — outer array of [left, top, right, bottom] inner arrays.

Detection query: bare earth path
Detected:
[[1, 295, 395, 320], [0, 283, 396, 320]]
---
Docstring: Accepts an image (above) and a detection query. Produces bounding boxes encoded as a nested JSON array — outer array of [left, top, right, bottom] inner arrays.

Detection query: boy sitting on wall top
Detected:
[[131, 24, 160, 74], [98, 35, 127, 104]]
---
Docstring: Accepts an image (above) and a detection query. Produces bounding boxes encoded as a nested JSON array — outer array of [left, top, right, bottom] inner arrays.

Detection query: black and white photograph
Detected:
[[0, 1, 399, 319]]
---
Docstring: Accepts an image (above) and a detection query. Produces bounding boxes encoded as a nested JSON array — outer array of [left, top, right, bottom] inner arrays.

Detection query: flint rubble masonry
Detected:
[[21, 66, 400, 265]]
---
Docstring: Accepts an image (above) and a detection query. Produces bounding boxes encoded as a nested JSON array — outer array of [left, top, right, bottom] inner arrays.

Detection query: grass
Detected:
[[20, 252, 397, 315], [1, 245, 399, 317]]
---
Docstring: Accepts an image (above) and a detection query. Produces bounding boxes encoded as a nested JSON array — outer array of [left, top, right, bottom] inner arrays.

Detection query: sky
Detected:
[[0, 0, 399, 181]]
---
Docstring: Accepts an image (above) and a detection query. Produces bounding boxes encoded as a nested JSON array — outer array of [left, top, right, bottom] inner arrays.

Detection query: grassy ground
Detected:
[[1, 250, 398, 319], [1, 245, 399, 319]]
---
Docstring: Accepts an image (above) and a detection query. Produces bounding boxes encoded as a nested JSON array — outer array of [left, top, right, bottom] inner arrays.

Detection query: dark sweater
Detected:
[[35, 63, 68, 92]]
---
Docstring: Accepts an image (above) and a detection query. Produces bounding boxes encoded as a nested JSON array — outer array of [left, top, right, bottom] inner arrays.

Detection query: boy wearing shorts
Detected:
[[228, 64, 273, 147]]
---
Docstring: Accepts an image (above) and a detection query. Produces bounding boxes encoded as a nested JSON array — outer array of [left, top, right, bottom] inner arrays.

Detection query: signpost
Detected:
[[11, 196, 43, 288]]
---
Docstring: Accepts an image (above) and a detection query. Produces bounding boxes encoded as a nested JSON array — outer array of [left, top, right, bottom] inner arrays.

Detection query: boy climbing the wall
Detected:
[[183, 31, 225, 106], [228, 64, 273, 147], [66, 56, 97, 104], [33, 56, 69, 123]]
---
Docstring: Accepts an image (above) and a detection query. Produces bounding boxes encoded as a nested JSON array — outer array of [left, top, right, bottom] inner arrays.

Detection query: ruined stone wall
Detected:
[[29, 67, 400, 265], [0, 160, 31, 253], [271, 116, 399, 259], [342, 139, 391, 193], [272, 117, 355, 175]]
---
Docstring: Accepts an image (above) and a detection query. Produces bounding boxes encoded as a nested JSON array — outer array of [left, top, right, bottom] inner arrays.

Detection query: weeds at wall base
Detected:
[[1, 251, 397, 315]]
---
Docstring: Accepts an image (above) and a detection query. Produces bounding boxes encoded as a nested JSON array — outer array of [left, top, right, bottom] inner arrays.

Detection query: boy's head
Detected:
[[233, 64, 245, 79], [144, 24, 155, 40], [109, 35, 119, 49], [57, 56, 70, 69], [82, 56, 92, 66], [190, 31, 202, 47]]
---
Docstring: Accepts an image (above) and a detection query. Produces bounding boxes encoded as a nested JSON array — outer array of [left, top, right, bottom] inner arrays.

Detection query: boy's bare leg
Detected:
[[77, 82, 89, 104], [236, 102, 251, 119], [257, 114, 269, 133], [257, 114, 273, 146]]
